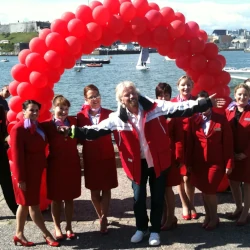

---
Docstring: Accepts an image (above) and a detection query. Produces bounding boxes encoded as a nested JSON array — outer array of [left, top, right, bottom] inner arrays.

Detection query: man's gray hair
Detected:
[[115, 81, 140, 104]]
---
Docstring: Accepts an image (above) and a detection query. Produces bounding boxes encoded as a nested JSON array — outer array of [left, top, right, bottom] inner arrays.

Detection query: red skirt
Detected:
[[191, 163, 225, 194], [228, 159, 250, 183], [166, 165, 182, 187]]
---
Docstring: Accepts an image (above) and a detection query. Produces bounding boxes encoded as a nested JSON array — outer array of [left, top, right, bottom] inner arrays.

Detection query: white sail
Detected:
[[136, 50, 142, 66], [136, 48, 150, 70]]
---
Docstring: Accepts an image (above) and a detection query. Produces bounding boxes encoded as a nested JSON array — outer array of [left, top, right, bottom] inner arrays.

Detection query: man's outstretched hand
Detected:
[[209, 93, 226, 108]]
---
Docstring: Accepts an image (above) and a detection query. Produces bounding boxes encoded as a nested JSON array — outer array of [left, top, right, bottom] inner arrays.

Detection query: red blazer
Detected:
[[77, 107, 116, 166], [186, 112, 234, 169], [225, 105, 250, 157], [166, 117, 183, 166]]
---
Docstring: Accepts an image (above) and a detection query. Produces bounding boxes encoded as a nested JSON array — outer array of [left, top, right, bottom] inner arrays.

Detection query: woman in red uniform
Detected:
[[155, 83, 182, 230], [225, 83, 250, 225], [171, 75, 197, 220], [10, 100, 59, 247], [42, 95, 81, 240], [77, 84, 118, 233], [186, 91, 234, 230]]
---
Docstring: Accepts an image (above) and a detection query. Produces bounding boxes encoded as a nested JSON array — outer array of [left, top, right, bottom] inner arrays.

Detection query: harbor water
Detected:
[[1, 51, 250, 115]]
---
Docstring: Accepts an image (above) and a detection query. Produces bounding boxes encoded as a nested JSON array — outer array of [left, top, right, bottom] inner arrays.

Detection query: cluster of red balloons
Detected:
[[8, 0, 230, 124]]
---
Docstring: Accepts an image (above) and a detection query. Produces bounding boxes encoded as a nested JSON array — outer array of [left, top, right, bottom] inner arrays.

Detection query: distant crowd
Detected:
[[0, 77, 250, 247]]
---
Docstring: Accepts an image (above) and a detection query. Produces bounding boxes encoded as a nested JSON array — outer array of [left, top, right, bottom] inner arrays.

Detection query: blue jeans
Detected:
[[132, 159, 166, 233]]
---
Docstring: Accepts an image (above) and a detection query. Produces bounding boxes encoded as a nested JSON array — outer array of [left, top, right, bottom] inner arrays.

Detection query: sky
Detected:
[[0, 0, 250, 34]]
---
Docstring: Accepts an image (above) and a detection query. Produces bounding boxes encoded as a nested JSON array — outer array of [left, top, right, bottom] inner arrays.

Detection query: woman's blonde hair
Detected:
[[52, 94, 71, 107], [176, 75, 194, 86], [234, 83, 250, 95], [115, 81, 140, 104]]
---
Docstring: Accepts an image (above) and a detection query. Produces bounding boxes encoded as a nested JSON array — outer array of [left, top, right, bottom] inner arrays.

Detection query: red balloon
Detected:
[[176, 55, 190, 70], [39, 28, 51, 40], [16, 111, 24, 122], [44, 50, 62, 69], [175, 12, 185, 23], [61, 12, 75, 23], [216, 55, 226, 68], [51, 19, 69, 38], [198, 29, 208, 42], [9, 80, 20, 96], [45, 32, 68, 54], [157, 44, 171, 56], [103, 0, 120, 14], [30, 71, 48, 88], [160, 7, 175, 26], [203, 43, 219, 60], [215, 71, 231, 86], [183, 21, 199, 40], [168, 20, 185, 39], [80, 37, 95, 54], [9, 96, 24, 113], [46, 68, 61, 83], [133, 0, 149, 17], [17, 82, 38, 100], [173, 38, 190, 56], [65, 36, 82, 55], [137, 29, 152, 48], [75, 5, 93, 24], [18, 49, 31, 64], [89, 1, 103, 10], [152, 26, 169, 45], [149, 2, 160, 11], [86, 22, 103, 41], [145, 10, 163, 29], [209, 85, 230, 98], [7, 110, 17, 123], [186, 68, 201, 82], [206, 59, 223, 75], [197, 73, 215, 90], [68, 19, 87, 38], [107, 15, 125, 34], [38, 110, 52, 123], [92, 6, 110, 26], [11, 64, 30, 82], [190, 37, 205, 54], [118, 24, 134, 43], [131, 17, 147, 36], [25, 52, 48, 73], [100, 27, 117, 46], [61, 53, 76, 69], [120, 2, 136, 22], [29, 37, 48, 56], [190, 54, 207, 72], [34, 86, 54, 104], [7, 121, 17, 134]]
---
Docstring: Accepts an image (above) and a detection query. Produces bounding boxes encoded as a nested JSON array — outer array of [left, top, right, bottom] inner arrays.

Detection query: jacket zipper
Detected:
[[158, 117, 166, 134]]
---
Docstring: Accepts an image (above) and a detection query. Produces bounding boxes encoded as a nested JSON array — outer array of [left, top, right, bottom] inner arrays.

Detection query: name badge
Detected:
[[214, 127, 221, 131], [128, 158, 133, 162], [244, 118, 250, 121]]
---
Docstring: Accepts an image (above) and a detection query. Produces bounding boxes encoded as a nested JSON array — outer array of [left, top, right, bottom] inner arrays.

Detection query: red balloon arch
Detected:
[[8, 0, 231, 198]]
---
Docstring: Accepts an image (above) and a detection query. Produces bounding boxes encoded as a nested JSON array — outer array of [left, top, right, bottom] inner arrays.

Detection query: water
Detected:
[[1, 51, 250, 115]]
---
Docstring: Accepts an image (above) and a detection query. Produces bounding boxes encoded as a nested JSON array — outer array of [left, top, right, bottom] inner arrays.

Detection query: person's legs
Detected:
[[202, 194, 210, 226], [15, 205, 29, 242], [132, 160, 149, 232], [51, 200, 63, 237], [64, 200, 74, 234], [100, 190, 111, 232], [178, 180, 190, 217], [149, 169, 166, 233], [238, 183, 250, 223], [163, 187, 176, 228], [184, 176, 196, 215], [229, 180, 243, 214], [29, 205, 56, 243], [90, 190, 102, 219], [205, 194, 218, 227]]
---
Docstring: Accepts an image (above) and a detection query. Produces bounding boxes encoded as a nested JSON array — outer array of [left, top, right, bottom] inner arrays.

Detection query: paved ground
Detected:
[[0, 167, 250, 249]]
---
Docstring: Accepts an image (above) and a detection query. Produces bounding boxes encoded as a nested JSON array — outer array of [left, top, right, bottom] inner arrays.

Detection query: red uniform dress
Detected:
[[186, 112, 234, 194], [77, 106, 118, 190], [226, 106, 250, 183], [41, 116, 81, 200], [10, 121, 47, 206], [165, 117, 183, 187], [171, 95, 196, 176]]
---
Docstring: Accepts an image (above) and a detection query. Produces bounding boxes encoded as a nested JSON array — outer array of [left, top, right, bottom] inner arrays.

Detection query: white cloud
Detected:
[[0, 0, 249, 34]]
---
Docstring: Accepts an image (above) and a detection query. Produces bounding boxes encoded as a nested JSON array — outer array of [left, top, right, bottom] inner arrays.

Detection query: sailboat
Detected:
[[136, 47, 150, 70]]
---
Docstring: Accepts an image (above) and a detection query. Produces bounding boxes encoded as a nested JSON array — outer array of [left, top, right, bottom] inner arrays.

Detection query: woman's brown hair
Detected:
[[52, 95, 71, 107], [83, 84, 99, 98], [176, 75, 194, 86], [234, 83, 250, 95]]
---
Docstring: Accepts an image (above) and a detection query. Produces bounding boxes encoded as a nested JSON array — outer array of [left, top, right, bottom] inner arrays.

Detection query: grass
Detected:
[[0, 32, 38, 44]]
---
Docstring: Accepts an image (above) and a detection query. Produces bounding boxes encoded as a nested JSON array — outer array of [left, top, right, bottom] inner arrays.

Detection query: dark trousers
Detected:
[[0, 142, 18, 215], [132, 159, 166, 233]]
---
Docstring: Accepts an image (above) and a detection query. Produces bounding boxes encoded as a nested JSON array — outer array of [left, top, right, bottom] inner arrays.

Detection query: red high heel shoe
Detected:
[[182, 214, 191, 220], [53, 231, 65, 241], [66, 232, 76, 240], [13, 236, 35, 247], [161, 217, 178, 231], [191, 213, 198, 219], [44, 236, 60, 247]]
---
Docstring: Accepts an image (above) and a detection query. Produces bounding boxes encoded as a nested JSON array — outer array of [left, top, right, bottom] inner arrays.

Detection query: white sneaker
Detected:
[[149, 232, 160, 246], [131, 230, 148, 243]]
